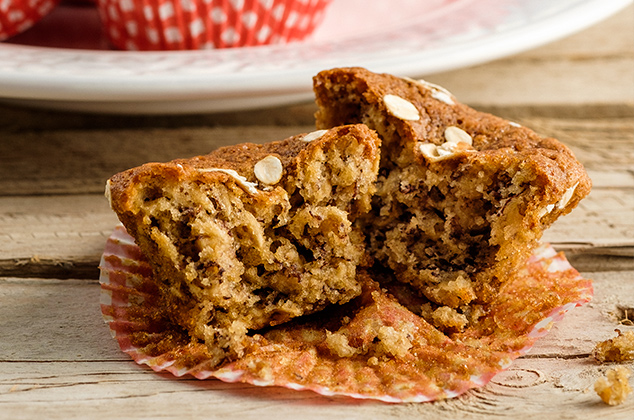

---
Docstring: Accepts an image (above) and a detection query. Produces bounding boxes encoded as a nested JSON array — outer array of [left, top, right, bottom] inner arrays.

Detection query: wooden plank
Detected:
[[0, 358, 631, 420], [0, 195, 117, 278], [0, 271, 632, 419], [0, 126, 312, 196], [0, 279, 123, 362], [544, 187, 634, 254], [563, 254, 634, 274]]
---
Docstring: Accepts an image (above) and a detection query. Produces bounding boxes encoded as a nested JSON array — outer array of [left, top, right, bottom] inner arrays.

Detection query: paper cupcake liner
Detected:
[[0, 0, 60, 40], [96, 0, 333, 50], [99, 225, 593, 402]]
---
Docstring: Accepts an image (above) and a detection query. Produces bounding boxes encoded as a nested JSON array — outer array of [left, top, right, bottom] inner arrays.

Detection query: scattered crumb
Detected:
[[431, 306, 468, 331], [325, 317, 416, 360], [325, 331, 358, 358], [592, 329, 634, 363], [376, 325, 413, 358], [594, 366, 632, 406]]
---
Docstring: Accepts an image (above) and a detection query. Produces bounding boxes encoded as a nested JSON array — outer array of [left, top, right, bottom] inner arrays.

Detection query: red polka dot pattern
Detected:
[[96, 0, 332, 50], [0, 0, 61, 40]]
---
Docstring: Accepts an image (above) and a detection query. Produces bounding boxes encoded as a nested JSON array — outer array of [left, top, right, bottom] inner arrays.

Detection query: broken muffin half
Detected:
[[106, 124, 381, 366], [313, 67, 591, 331]]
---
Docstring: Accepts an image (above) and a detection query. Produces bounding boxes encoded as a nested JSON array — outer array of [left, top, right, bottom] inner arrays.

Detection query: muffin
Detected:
[[96, 0, 333, 50], [106, 124, 381, 367], [313, 67, 592, 331], [103, 67, 594, 401], [106, 66, 592, 362], [0, 0, 60, 40]]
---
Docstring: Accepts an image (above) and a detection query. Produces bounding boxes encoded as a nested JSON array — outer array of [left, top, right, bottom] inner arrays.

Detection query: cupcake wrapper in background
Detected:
[[96, 0, 333, 50], [0, 0, 61, 40]]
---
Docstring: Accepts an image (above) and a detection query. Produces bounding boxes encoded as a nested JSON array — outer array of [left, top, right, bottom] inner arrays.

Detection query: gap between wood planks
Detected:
[[0, 256, 98, 280]]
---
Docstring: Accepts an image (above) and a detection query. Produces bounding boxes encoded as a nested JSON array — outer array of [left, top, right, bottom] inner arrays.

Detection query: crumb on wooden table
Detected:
[[592, 329, 634, 363], [594, 366, 633, 406]]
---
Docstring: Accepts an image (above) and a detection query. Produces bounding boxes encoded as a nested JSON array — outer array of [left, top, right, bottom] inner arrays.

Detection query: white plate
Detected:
[[0, 0, 631, 114]]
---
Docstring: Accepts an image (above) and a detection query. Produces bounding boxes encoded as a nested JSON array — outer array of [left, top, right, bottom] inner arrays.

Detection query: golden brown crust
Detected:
[[109, 125, 381, 213], [107, 124, 381, 367], [313, 67, 592, 325], [313, 67, 590, 204]]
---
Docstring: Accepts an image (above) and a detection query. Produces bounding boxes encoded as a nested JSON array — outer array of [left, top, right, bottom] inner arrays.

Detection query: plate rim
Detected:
[[0, 0, 631, 112]]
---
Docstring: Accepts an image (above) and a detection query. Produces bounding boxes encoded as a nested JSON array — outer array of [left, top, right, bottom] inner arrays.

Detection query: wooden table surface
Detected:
[[1, 5, 633, 420]]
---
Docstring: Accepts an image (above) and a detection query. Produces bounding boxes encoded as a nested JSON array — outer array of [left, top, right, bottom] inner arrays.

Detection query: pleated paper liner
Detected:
[[99, 225, 593, 402]]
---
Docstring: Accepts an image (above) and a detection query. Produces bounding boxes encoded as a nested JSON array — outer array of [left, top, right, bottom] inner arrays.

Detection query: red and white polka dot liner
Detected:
[[0, 0, 60, 40], [96, 0, 333, 50]]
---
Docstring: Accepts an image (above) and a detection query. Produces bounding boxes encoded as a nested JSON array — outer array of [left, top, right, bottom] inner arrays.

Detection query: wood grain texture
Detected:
[[0, 272, 632, 420], [0, 126, 312, 196]]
